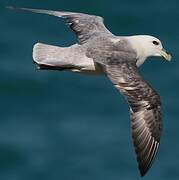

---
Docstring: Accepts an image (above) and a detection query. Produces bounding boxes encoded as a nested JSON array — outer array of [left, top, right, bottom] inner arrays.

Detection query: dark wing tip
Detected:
[[140, 170, 146, 177], [140, 168, 149, 177], [139, 163, 151, 177], [139, 161, 153, 177], [131, 107, 161, 177], [136, 139, 160, 177]]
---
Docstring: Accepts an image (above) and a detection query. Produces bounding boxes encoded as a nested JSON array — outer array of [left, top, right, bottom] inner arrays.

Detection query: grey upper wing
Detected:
[[93, 51, 162, 176], [8, 7, 113, 44]]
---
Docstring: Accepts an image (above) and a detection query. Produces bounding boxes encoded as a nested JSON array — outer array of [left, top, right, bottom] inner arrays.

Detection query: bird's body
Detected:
[[33, 36, 135, 73], [8, 6, 171, 177]]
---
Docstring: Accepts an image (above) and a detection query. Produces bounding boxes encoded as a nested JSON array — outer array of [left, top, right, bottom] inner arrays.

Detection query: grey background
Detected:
[[0, 0, 178, 180]]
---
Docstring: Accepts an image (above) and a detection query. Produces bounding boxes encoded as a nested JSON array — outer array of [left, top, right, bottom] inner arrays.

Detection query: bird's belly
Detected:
[[71, 58, 103, 75]]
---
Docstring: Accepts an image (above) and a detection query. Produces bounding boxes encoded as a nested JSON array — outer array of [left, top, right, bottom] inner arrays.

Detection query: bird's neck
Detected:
[[136, 57, 147, 67], [126, 36, 148, 67]]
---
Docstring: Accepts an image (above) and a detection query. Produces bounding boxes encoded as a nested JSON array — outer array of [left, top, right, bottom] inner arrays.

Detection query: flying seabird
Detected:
[[8, 7, 172, 176]]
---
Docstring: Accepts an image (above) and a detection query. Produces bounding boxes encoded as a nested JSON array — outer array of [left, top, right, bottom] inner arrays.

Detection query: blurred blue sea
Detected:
[[0, 0, 178, 180]]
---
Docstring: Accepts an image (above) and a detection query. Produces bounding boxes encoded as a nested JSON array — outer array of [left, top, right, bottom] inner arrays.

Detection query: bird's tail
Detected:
[[33, 43, 73, 70]]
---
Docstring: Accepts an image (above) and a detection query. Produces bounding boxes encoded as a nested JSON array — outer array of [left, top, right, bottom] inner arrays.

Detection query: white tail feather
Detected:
[[32, 42, 97, 72], [33, 43, 67, 67]]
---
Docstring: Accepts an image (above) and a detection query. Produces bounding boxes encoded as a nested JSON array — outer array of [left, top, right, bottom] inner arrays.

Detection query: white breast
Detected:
[[136, 57, 147, 67]]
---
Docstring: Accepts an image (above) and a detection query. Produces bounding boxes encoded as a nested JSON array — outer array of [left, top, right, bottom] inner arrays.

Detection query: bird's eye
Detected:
[[152, 41, 159, 45]]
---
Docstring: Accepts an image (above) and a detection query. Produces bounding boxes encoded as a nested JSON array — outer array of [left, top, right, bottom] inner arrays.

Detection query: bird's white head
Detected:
[[127, 35, 172, 66]]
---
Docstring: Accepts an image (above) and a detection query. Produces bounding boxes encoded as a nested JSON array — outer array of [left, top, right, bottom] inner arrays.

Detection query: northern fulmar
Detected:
[[8, 7, 172, 177]]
